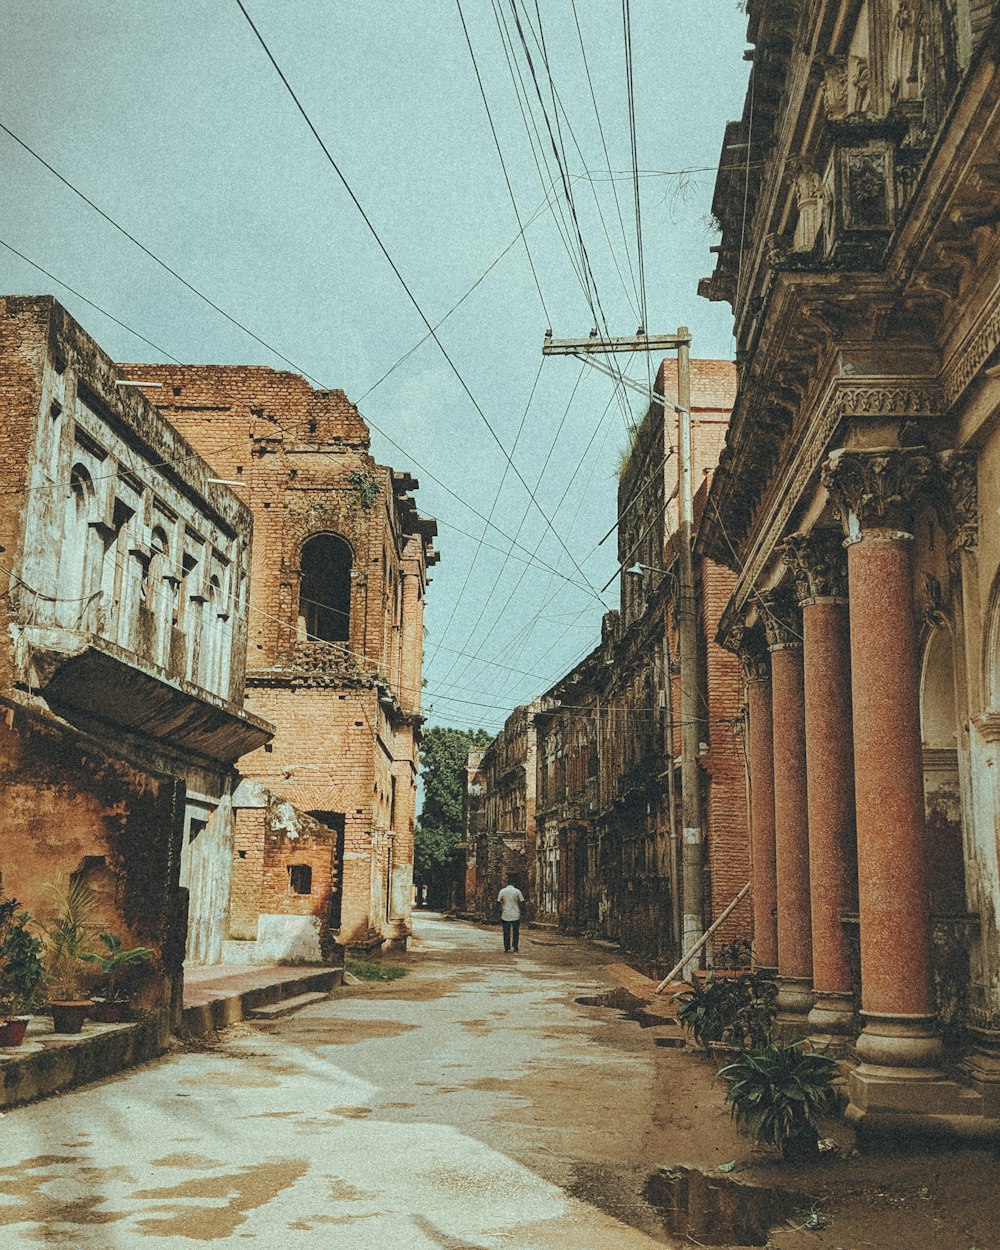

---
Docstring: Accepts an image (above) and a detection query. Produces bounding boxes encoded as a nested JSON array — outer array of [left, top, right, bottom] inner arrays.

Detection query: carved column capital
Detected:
[[760, 589, 802, 651], [780, 529, 848, 605], [728, 622, 771, 683], [939, 449, 979, 563], [822, 446, 939, 538]]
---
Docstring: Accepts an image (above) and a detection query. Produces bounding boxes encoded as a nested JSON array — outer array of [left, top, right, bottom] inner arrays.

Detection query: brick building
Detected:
[[460, 703, 539, 919], [699, 0, 1000, 1133], [466, 359, 750, 970], [122, 362, 438, 954], [0, 296, 272, 1025]]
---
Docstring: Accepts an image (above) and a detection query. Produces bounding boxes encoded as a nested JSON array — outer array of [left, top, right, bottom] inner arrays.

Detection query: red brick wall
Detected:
[[121, 363, 432, 951]]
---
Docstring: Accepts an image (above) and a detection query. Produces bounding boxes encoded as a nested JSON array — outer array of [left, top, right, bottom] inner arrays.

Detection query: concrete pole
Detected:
[[676, 327, 704, 975]]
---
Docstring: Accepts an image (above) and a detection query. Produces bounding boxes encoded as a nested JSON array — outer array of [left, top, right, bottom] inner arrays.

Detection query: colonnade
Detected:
[[733, 446, 978, 1113]]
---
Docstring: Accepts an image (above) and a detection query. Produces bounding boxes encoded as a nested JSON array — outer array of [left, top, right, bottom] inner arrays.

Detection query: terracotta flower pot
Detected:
[[0, 1017, 30, 1047], [49, 1001, 92, 1034], [90, 999, 128, 1024]]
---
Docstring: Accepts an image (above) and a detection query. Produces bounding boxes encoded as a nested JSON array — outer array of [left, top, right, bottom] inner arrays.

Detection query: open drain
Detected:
[[645, 1166, 801, 1247]]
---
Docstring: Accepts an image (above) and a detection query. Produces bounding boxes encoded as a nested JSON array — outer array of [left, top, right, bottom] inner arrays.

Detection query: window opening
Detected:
[[288, 864, 312, 895], [299, 534, 352, 643]]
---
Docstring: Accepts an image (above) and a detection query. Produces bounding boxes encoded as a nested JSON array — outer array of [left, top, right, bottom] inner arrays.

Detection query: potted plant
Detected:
[[39, 875, 97, 1034], [720, 1041, 840, 1162], [81, 933, 154, 1022], [674, 973, 743, 1048], [0, 902, 46, 1046]]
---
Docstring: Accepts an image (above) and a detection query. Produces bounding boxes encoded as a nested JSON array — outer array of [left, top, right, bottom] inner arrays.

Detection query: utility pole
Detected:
[[674, 329, 703, 976], [541, 327, 704, 974]]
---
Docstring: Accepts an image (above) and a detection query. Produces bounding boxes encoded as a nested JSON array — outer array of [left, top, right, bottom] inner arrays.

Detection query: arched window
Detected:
[[299, 534, 352, 643], [921, 627, 966, 913]]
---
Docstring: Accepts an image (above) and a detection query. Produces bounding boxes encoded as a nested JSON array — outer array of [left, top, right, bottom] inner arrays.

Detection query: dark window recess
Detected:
[[300, 533, 352, 642], [288, 864, 312, 895], [189, 818, 207, 844]]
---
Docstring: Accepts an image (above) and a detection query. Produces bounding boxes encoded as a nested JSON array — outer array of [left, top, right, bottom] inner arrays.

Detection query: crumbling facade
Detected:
[[0, 296, 271, 1022], [466, 360, 750, 970], [700, 0, 1000, 1133], [461, 704, 539, 919], [122, 363, 438, 953]]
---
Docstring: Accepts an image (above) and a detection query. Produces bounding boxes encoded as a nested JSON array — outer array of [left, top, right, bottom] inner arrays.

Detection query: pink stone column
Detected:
[[762, 592, 813, 1017], [782, 531, 858, 1038], [734, 628, 778, 971], [824, 448, 943, 1072]]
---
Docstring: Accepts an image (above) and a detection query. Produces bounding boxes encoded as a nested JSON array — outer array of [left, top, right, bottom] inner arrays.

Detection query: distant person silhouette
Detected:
[[497, 880, 525, 953]]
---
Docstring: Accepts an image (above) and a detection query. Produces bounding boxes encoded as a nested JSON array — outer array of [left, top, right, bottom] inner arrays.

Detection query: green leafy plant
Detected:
[[39, 875, 97, 1000], [0, 905, 46, 1016], [80, 933, 154, 1002], [675, 971, 778, 1051], [674, 973, 740, 1045], [720, 1042, 840, 1161], [348, 468, 381, 510], [345, 957, 406, 982], [716, 938, 753, 970]]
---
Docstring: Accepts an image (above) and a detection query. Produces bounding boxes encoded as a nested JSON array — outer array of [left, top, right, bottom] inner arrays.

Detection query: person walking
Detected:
[[497, 879, 525, 953]]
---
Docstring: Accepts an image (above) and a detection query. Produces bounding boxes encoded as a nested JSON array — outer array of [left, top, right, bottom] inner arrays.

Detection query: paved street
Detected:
[[0, 914, 725, 1249]]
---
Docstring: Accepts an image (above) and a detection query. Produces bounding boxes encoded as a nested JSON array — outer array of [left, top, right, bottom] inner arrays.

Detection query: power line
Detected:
[[454, 0, 551, 327], [233, 0, 607, 606]]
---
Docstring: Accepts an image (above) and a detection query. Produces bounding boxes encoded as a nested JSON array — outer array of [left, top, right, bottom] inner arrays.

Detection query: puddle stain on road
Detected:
[[0, 1155, 133, 1238], [130, 1158, 309, 1240]]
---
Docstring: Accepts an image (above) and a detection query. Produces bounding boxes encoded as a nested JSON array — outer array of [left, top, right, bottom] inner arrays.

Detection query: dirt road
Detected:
[[1, 914, 998, 1248]]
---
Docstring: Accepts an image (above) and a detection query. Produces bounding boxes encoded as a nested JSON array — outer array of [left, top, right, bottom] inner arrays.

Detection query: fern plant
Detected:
[[720, 1042, 839, 1161]]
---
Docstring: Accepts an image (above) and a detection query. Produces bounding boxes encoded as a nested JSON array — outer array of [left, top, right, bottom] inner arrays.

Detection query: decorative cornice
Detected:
[[822, 446, 939, 535], [780, 529, 848, 604], [760, 590, 802, 651], [832, 383, 942, 419], [943, 282, 1000, 407]]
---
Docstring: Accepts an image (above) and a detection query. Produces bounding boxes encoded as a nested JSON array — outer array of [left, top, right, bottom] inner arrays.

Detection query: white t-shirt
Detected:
[[497, 885, 524, 921]]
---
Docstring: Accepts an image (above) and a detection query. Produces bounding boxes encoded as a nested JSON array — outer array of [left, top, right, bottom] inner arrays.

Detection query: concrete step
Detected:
[[247, 991, 329, 1020]]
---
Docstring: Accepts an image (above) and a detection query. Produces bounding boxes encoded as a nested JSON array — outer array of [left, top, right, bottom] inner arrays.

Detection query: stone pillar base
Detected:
[[381, 918, 411, 953], [846, 1066, 988, 1138], [855, 1012, 943, 1069], [964, 1026, 1000, 1119], [807, 991, 856, 1056], [776, 976, 814, 1016]]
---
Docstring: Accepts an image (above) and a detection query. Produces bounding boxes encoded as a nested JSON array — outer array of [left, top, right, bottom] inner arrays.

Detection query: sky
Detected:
[[0, 0, 751, 737]]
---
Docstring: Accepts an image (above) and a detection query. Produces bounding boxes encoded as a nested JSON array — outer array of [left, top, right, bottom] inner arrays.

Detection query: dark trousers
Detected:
[[502, 919, 520, 952]]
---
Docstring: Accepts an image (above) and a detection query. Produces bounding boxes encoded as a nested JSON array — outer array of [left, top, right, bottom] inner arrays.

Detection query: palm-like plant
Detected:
[[720, 1042, 840, 1161], [39, 875, 97, 1000], [80, 933, 153, 1002]]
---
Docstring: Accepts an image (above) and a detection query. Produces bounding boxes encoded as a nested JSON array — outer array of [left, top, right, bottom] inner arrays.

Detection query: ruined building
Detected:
[[700, 0, 1000, 1133], [460, 702, 539, 919], [122, 363, 438, 954], [465, 360, 750, 970], [0, 296, 272, 1023]]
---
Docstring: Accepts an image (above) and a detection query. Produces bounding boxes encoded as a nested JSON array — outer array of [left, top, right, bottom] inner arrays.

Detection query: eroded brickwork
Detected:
[[122, 363, 437, 952]]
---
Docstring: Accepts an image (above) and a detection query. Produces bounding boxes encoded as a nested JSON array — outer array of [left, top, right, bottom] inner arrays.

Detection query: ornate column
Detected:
[[761, 589, 813, 1018], [732, 624, 778, 972], [781, 530, 858, 1039], [822, 448, 944, 1082]]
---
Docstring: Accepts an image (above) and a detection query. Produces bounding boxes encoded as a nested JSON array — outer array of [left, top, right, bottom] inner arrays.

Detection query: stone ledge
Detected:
[[0, 1011, 170, 1110], [180, 966, 343, 1038]]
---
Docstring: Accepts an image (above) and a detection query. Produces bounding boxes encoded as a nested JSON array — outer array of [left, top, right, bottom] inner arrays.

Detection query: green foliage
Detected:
[[415, 725, 492, 905], [80, 933, 154, 1001], [721, 1042, 839, 1159], [345, 957, 406, 982], [674, 971, 777, 1050], [0, 903, 46, 1016], [348, 468, 381, 510], [39, 875, 97, 999]]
